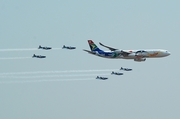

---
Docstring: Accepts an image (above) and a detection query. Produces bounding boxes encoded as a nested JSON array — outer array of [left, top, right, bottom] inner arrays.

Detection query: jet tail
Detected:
[[88, 40, 103, 52]]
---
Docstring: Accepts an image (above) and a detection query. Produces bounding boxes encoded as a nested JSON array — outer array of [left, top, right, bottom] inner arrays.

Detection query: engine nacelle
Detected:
[[134, 58, 146, 62]]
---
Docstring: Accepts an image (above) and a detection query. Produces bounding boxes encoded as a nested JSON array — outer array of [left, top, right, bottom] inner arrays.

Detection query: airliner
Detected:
[[83, 40, 170, 62]]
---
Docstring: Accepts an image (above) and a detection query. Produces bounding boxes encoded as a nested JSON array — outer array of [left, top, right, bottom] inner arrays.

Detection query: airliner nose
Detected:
[[166, 51, 171, 56]]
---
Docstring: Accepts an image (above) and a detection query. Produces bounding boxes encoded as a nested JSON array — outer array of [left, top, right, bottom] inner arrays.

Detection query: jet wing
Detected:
[[99, 42, 118, 51], [99, 42, 131, 56], [83, 49, 96, 55]]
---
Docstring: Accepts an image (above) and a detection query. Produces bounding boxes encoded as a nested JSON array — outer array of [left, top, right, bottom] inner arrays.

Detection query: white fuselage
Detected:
[[94, 49, 170, 60], [84, 40, 170, 62], [118, 49, 170, 59]]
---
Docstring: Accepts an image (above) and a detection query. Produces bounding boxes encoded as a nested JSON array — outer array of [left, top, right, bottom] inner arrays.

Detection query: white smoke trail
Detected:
[[0, 78, 96, 84], [0, 73, 110, 79], [0, 48, 62, 52], [52, 48, 63, 50], [0, 69, 118, 76], [0, 48, 38, 51], [0, 57, 31, 60]]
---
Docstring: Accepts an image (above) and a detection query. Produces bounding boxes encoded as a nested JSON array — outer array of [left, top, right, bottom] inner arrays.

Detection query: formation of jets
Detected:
[[38, 45, 77, 50], [84, 40, 170, 62], [83, 39, 170, 80], [32, 40, 170, 80], [33, 45, 76, 59], [96, 67, 133, 80], [34, 40, 170, 62]]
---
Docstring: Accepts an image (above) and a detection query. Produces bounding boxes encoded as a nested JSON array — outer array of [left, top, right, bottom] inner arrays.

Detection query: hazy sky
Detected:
[[0, 0, 179, 119]]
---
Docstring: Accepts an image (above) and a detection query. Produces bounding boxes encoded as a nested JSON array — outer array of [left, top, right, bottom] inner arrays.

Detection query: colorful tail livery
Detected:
[[88, 40, 102, 52]]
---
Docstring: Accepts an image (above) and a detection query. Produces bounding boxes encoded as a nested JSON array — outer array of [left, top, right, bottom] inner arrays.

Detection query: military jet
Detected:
[[111, 71, 123, 75], [120, 67, 132, 71], [62, 45, 76, 50], [38, 45, 52, 50], [96, 76, 108, 80], [32, 54, 46, 58]]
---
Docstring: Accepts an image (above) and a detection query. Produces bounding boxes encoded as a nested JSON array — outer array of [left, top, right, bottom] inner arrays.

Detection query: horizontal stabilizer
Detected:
[[83, 49, 96, 55]]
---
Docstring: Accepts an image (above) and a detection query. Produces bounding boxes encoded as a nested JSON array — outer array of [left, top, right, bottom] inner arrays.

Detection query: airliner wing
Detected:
[[99, 42, 131, 56], [99, 42, 118, 51]]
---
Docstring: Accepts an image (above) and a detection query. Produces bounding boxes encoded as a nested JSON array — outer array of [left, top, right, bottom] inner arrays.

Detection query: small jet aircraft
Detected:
[[96, 76, 108, 80], [62, 45, 76, 50], [32, 54, 46, 58], [120, 67, 132, 71], [111, 71, 123, 75], [38, 45, 52, 50], [83, 40, 170, 62]]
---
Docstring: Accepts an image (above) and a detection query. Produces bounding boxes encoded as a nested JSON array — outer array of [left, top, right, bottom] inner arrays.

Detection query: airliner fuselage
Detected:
[[84, 40, 170, 62]]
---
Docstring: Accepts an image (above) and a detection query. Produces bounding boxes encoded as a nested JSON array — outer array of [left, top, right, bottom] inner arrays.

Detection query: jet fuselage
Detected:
[[84, 40, 170, 62]]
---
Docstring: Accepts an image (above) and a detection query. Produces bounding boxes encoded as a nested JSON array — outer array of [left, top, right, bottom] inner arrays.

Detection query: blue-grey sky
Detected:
[[0, 0, 179, 119]]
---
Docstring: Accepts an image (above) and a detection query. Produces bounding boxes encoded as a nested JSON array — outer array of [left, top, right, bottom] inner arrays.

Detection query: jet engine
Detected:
[[134, 58, 146, 62]]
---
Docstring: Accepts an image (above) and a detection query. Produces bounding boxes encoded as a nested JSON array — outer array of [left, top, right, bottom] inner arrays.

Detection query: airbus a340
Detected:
[[83, 40, 170, 62]]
